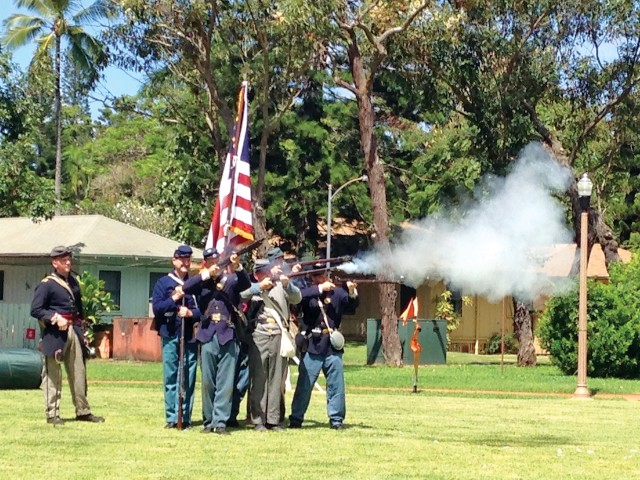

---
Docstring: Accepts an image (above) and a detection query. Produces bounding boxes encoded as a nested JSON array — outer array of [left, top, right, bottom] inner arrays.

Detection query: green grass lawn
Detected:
[[1, 344, 639, 479]]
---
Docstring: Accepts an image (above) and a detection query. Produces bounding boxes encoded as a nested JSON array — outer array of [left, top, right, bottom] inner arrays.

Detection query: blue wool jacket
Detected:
[[299, 284, 359, 355], [183, 268, 251, 345], [151, 272, 201, 342]]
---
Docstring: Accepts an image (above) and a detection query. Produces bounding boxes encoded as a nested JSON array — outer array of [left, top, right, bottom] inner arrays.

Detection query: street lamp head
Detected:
[[577, 173, 593, 198]]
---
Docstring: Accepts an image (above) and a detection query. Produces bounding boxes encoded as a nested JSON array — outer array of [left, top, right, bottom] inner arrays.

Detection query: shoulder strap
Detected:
[[261, 292, 290, 330], [46, 274, 75, 301], [168, 273, 184, 285], [317, 302, 333, 333], [167, 273, 197, 307]]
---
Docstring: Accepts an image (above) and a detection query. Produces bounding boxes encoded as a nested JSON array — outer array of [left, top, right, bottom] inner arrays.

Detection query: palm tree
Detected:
[[1, 0, 111, 209]]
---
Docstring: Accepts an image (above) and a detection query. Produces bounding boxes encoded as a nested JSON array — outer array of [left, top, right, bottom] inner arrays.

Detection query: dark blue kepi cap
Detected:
[[203, 247, 219, 259], [173, 245, 193, 258]]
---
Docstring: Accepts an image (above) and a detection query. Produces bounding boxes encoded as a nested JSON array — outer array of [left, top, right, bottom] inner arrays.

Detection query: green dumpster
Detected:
[[366, 318, 385, 364], [0, 348, 44, 389], [366, 319, 447, 365]]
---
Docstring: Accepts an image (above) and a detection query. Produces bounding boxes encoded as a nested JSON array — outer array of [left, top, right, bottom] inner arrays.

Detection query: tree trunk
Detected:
[[594, 210, 620, 266], [252, 203, 269, 257], [54, 34, 62, 213], [349, 45, 402, 365], [249, 114, 272, 258], [512, 299, 536, 367]]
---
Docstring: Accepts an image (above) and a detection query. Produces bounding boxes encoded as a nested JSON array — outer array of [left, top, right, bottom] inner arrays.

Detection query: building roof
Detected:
[[537, 243, 633, 281], [0, 215, 203, 260]]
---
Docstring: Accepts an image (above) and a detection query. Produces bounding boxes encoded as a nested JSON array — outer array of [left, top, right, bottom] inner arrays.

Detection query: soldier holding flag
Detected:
[[183, 249, 251, 434], [195, 80, 256, 433]]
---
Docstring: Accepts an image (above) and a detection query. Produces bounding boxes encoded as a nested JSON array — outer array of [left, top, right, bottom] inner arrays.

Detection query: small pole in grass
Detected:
[[410, 320, 422, 393], [501, 297, 505, 375]]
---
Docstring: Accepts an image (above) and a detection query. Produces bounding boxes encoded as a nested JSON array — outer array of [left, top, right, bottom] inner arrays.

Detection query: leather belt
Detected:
[[60, 313, 82, 325], [258, 317, 277, 325]]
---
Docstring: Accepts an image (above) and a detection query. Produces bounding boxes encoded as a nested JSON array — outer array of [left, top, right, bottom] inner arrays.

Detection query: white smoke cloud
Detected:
[[339, 143, 575, 302]]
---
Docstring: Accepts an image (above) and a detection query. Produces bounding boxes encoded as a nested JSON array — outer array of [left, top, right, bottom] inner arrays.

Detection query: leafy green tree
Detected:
[[539, 253, 640, 378], [0, 49, 25, 141], [317, 0, 432, 366], [389, 0, 640, 365], [0, 49, 55, 219], [109, 0, 333, 252], [67, 95, 188, 238], [2, 0, 111, 208], [0, 139, 55, 219], [263, 77, 368, 252]]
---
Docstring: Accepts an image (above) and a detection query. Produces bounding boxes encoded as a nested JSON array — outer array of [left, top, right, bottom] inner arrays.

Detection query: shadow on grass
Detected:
[[470, 433, 574, 448], [283, 419, 374, 431]]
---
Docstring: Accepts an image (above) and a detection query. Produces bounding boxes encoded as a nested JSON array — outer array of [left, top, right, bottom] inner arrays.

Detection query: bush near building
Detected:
[[538, 253, 640, 378]]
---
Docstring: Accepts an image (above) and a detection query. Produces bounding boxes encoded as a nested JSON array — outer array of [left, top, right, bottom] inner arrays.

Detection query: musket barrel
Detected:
[[291, 256, 352, 267], [334, 277, 402, 284], [217, 238, 263, 268], [288, 266, 338, 278]]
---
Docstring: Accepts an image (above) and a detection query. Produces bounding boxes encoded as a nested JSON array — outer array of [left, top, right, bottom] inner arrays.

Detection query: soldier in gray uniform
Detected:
[[242, 259, 301, 431]]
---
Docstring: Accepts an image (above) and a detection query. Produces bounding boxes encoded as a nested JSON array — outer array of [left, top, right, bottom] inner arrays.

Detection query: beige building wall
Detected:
[[415, 280, 515, 353], [339, 279, 527, 354], [339, 283, 400, 338]]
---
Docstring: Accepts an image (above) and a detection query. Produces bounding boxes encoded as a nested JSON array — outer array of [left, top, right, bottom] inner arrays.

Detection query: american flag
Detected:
[[206, 81, 254, 254]]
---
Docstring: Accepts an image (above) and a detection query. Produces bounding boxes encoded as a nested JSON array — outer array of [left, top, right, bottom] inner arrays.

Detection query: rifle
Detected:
[[334, 277, 402, 284], [217, 238, 263, 268], [176, 298, 186, 430], [287, 266, 340, 279], [289, 256, 352, 267]]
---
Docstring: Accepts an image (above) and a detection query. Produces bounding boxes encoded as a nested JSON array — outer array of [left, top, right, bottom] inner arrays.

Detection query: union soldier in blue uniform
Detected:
[[30, 246, 105, 425], [151, 245, 201, 429], [289, 263, 358, 430], [182, 248, 251, 434]]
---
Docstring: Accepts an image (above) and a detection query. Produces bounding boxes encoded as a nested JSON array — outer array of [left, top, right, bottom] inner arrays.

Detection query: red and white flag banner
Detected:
[[400, 296, 419, 325], [206, 81, 254, 254]]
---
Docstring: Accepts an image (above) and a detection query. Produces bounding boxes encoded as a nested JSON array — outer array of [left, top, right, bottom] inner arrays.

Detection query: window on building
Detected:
[[149, 272, 165, 300], [0, 270, 4, 301], [99, 270, 121, 308], [445, 283, 463, 315], [452, 291, 463, 314]]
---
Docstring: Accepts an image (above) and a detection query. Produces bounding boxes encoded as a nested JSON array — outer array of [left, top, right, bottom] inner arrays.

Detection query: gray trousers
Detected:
[[248, 331, 286, 426], [43, 327, 91, 419]]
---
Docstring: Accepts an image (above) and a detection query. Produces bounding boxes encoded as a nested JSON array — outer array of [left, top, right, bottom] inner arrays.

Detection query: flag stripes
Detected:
[[206, 81, 254, 254]]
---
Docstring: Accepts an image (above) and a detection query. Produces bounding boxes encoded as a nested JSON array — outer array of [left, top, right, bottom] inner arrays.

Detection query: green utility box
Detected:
[[0, 348, 44, 389], [366, 318, 447, 365]]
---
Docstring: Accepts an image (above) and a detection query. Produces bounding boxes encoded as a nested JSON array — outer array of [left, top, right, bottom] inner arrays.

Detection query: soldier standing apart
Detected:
[[289, 264, 358, 430], [183, 250, 250, 434], [30, 246, 105, 425], [241, 259, 301, 431], [151, 245, 201, 429]]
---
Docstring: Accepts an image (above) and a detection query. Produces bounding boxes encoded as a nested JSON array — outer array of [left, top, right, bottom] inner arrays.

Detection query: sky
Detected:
[[2, 1, 144, 119], [2, 2, 620, 120]]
